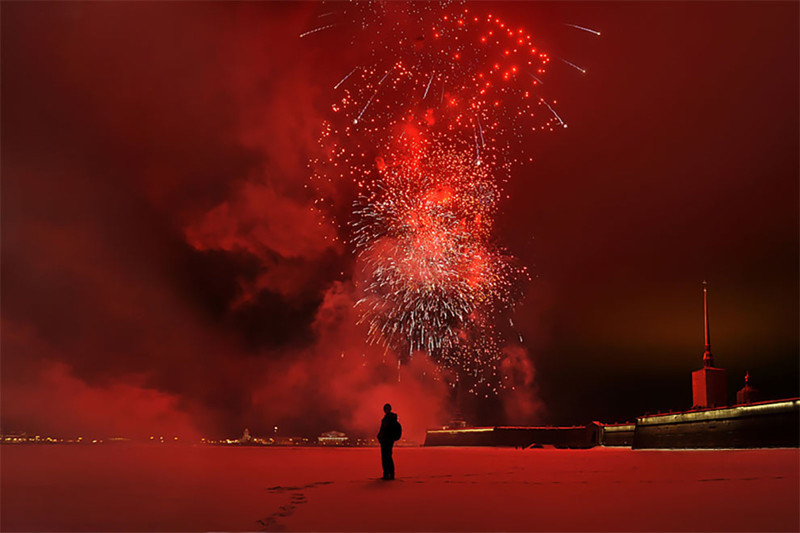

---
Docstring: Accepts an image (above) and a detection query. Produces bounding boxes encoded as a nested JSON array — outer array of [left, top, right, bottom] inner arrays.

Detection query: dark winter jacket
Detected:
[[377, 412, 400, 443]]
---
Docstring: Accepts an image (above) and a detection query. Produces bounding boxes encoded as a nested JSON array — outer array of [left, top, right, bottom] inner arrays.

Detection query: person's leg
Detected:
[[387, 443, 395, 479], [381, 442, 392, 479]]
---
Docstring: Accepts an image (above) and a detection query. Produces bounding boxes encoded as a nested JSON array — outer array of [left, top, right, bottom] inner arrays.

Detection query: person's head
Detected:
[[383, 403, 392, 414]]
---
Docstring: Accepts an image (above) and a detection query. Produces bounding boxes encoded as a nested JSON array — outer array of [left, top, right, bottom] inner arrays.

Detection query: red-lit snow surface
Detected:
[[2, 445, 798, 532]]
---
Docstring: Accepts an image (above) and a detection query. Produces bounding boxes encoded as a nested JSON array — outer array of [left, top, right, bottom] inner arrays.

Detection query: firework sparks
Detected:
[[309, 2, 589, 393], [352, 137, 518, 361], [354, 68, 393, 125]]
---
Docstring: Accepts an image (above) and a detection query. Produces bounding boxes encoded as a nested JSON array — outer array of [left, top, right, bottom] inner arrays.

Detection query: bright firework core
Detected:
[[354, 136, 522, 365], [309, 2, 581, 395]]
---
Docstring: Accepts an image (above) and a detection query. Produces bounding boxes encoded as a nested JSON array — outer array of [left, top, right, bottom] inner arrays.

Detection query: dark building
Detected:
[[692, 367, 727, 408], [692, 282, 727, 408], [632, 399, 799, 449], [424, 425, 600, 448], [736, 371, 760, 405], [423, 282, 798, 450], [598, 423, 635, 447]]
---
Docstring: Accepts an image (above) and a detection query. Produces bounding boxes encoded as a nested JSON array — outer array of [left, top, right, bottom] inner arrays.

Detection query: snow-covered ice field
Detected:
[[2, 445, 798, 531]]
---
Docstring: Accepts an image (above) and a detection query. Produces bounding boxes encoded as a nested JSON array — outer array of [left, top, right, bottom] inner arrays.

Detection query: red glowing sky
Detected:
[[1, 2, 797, 439]]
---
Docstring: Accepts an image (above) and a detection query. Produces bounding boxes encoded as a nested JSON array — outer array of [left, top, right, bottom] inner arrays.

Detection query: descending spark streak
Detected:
[[423, 72, 435, 100], [355, 69, 392, 124], [334, 67, 359, 90], [560, 58, 587, 74], [539, 98, 566, 127], [564, 23, 601, 36], [299, 24, 336, 38], [528, 72, 544, 85]]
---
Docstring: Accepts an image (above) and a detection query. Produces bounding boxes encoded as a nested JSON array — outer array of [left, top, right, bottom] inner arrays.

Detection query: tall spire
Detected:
[[702, 280, 713, 367]]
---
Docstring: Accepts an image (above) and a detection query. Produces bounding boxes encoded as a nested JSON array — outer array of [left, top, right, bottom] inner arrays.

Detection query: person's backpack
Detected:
[[392, 418, 402, 442]]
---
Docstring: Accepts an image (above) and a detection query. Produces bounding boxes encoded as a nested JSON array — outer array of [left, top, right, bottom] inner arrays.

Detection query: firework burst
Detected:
[[306, 2, 595, 393]]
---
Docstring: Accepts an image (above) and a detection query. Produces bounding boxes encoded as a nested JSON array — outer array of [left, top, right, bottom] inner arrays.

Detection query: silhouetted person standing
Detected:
[[377, 403, 401, 480]]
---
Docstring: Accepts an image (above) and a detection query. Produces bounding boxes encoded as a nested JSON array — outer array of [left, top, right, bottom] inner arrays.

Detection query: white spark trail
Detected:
[[473, 127, 481, 165], [299, 24, 335, 38], [528, 72, 544, 85], [334, 67, 358, 90], [423, 72, 435, 100], [560, 58, 586, 74], [564, 23, 601, 36], [540, 98, 566, 127]]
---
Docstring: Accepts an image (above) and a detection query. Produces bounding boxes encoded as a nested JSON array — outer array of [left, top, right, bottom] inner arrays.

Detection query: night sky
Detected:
[[2, 2, 797, 440]]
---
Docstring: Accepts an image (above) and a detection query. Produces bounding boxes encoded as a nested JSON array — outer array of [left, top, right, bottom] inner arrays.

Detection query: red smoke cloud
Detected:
[[7, 360, 200, 441], [0, 3, 460, 439], [500, 346, 544, 424], [2, 320, 200, 440], [251, 281, 451, 442], [185, 178, 341, 305]]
